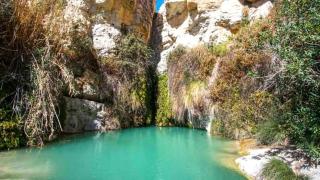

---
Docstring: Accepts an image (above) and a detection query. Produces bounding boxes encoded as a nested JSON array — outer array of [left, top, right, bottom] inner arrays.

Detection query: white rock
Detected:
[[64, 97, 106, 133], [92, 23, 121, 57], [236, 147, 320, 179], [66, 0, 87, 8], [157, 0, 274, 73], [218, 0, 243, 26], [249, 1, 274, 21], [236, 148, 271, 177], [95, 0, 105, 4], [300, 166, 320, 180]]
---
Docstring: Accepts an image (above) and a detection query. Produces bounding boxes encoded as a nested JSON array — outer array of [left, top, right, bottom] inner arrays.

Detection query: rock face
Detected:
[[157, 0, 273, 72], [64, 97, 105, 133], [63, 97, 121, 133], [91, 0, 155, 57], [55, 0, 155, 57], [46, 0, 156, 133]]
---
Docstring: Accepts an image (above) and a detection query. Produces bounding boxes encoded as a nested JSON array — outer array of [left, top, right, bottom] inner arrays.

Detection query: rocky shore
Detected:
[[236, 145, 320, 179]]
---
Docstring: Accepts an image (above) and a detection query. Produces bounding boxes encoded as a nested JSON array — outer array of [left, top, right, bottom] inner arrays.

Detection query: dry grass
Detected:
[[207, 19, 284, 139], [99, 35, 155, 127], [166, 45, 218, 125], [0, 0, 76, 146]]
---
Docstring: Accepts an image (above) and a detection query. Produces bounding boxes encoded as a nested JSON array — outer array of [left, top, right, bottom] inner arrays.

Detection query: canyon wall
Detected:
[[157, 0, 273, 72], [27, 0, 273, 133], [156, 0, 274, 131], [53, 0, 155, 57], [52, 0, 273, 132], [47, 0, 156, 133]]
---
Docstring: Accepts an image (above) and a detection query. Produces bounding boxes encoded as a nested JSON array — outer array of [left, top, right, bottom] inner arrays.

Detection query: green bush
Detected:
[[0, 120, 22, 150], [0, 109, 24, 150], [100, 34, 155, 127], [114, 34, 153, 66], [257, 120, 286, 145], [210, 41, 229, 57], [156, 74, 173, 126], [212, 90, 278, 139], [211, 0, 320, 159], [261, 159, 307, 180], [271, 0, 320, 158]]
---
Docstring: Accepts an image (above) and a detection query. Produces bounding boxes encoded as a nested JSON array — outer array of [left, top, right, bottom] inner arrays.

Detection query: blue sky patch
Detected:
[[156, 0, 164, 12]]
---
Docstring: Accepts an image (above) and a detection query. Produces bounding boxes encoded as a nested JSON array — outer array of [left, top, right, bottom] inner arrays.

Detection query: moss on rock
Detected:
[[98, 34, 155, 128], [0, 109, 25, 150], [156, 74, 173, 126], [261, 159, 307, 180]]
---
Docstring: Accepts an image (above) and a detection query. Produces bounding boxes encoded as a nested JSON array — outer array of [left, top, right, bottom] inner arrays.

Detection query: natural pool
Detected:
[[0, 127, 246, 180]]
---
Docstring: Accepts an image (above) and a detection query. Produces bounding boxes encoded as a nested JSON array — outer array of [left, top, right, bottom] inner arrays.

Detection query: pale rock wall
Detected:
[[91, 0, 155, 56], [45, 0, 156, 133], [157, 0, 273, 73], [56, 0, 155, 57]]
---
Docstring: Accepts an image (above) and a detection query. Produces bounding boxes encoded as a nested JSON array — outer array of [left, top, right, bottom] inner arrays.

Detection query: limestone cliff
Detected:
[[53, 0, 155, 57], [155, 0, 274, 130], [44, 0, 156, 133], [23, 0, 273, 133], [157, 0, 273, 72]]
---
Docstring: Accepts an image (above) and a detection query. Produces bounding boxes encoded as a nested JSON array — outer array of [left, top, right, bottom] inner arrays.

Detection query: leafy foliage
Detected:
[[261, 159, 307, 180], [210, 0, 320, 160], [208, 18, 276, 139], [270, 0, 320, 158], [100, 34, 155, 127], [156, 74, 173, 126], [0, 120, 23, 150], [0, 0, 79, 148], [166, 45, 216, 126], [168, 45, 217, 81], [212, 90, 278, 139], [257, 119, 287, 145], [0, 109, 25, 149], [210, 41, 229, 57]]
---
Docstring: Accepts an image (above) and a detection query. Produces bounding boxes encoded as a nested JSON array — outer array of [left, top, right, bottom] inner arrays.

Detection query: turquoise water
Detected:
[[0, 127, 245, 180]]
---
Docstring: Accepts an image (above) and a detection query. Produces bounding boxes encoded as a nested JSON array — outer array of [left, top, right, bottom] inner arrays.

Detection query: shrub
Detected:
[[210, 41, 229, 57], [156, 74, 173, 126], [168, 45, 216, 81], [209, 0, 320, 159], [271, 0, 320, 158], [212, 90, 279, 139], [235, 19, 272, 52], [114, 34, 153, 67], [0, 0, 84, 146], [0, 108, 25, 150], [257, 119, 287, 145], [167, 45, 216, 126], [100, 34, 155, 127], [208, 20, 275, 138], [261, 159, 307, 180], [0, 120, 23, 150]]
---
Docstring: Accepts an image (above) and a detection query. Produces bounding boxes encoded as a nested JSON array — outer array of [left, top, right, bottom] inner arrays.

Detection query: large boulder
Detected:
[[63, 97, 121, 133], [63, 97, 106, 133]]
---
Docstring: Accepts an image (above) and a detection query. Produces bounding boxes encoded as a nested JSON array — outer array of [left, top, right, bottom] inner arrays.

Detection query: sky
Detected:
[[156, 0, 164, 12]]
